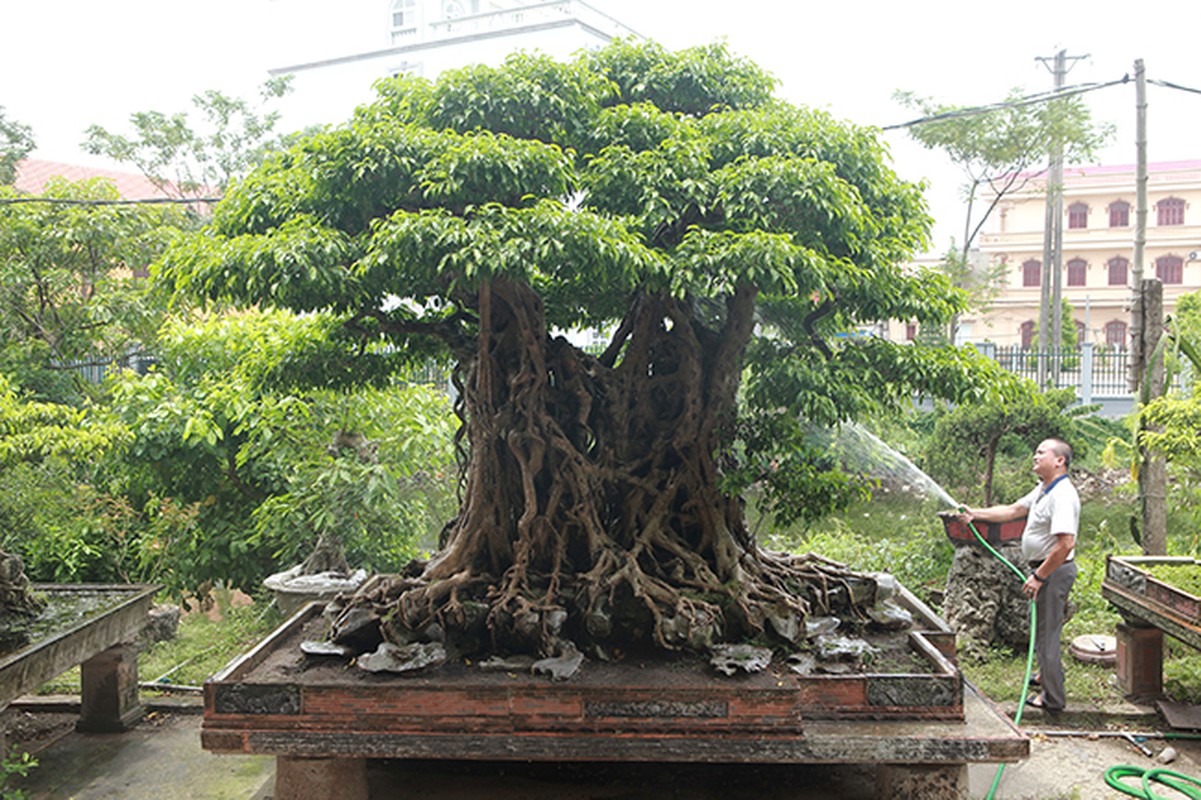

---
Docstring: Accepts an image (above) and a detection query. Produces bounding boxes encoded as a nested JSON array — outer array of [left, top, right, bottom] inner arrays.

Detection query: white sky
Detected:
[[3, 0, 1199, 251]]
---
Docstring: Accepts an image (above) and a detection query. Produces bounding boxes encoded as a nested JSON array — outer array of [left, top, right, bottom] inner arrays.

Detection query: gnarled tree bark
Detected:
[[337, 277, 875, 658]]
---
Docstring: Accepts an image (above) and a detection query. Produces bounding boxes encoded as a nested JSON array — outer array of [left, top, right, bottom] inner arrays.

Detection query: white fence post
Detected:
[[1080, 342, 1094, 405]]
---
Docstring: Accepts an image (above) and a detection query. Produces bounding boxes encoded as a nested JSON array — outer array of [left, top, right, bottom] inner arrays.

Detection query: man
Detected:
[[959, 438, 1079, 712]]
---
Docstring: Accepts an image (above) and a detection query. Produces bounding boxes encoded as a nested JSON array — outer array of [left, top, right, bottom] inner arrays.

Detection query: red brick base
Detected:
[[1116, 622, 1164, 699], [275, 756, 367, 800]]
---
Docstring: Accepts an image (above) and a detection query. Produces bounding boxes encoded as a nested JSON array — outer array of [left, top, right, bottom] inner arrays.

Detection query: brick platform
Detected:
[[203, 584, 1026, 800]]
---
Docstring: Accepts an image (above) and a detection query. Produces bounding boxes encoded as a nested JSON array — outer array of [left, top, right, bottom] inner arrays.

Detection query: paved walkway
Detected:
[[9, 696, 1201, 799], [10, 705, 272, 800]]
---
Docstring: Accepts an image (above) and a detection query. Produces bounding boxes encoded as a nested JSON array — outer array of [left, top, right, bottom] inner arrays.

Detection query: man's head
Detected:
[[1033, 438, 1072, 480]]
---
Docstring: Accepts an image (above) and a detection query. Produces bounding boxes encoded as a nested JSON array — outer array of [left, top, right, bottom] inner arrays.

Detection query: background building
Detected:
[[967, 160, 1201, 348], [272, 0, 641, 131]]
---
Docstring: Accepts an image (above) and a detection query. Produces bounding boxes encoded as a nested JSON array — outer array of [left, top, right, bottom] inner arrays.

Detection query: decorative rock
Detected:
[[943, 542, 1029, 659], [513, 611, 542, 641], [532, 643, 584, 681], [804, 616, 840, 639], [477, 655, 537, 672], [766, 610, 804, 644], [709, 644, 772, 676], [0, 550, 43, 615], [356, 641, 447, 674], [301, 640, 355, 657], [867, 600, 913, 631], [584, 607, 612, 638], [545, 608, 568, 637], [815, 633, 879, 662], [141, 603, 181, 644], [264, 565, 369, 617], [786, 652, 817, 675], [330, 606, 384, 652], [660, 609, 717, 650], [870, 572, 898, 602]]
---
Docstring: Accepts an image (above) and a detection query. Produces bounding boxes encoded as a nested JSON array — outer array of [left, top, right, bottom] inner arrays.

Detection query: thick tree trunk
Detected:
[[344, 278, 875, 658]]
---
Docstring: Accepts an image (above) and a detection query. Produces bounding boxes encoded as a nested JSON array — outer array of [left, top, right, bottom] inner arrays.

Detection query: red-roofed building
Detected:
[[12, 158, 174, 200]]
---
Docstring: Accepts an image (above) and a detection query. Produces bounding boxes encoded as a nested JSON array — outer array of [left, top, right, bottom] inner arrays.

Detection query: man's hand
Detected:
[[1023, 574, 1041, 598]]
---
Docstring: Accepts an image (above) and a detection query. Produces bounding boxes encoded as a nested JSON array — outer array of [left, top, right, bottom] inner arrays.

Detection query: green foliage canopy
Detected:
[[160, 41, 1008, 526]]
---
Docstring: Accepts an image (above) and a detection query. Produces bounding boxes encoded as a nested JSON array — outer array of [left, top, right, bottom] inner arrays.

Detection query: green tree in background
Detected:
[[83, 77, 294, 198], [0, 372, 137, 587], [0, 177, 190, 401], [160, 40, 1012, 659], [925, 386, 1078, 505], [0, 105, 35, 185], [104, 309, 455, 596], [894, 88, 1111, 339]]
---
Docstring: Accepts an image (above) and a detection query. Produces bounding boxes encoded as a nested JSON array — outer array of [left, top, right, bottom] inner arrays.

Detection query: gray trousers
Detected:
[[1034, 560, 1077, 710]]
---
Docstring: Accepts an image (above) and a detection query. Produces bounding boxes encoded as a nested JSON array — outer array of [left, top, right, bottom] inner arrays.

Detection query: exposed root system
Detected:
[[334, 278, 878, 659]]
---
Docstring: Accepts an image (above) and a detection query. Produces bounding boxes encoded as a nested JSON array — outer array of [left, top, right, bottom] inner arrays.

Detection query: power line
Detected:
[[1148, 78, 1201, 96], [882, 77, 1129, 131], [0, 195, 220, 207]]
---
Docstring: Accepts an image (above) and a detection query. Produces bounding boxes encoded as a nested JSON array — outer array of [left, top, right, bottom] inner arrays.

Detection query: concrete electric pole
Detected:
[[1130, 58, 1149, 390], [1127, 59, 1166, 554], [1035, 49, 1088, 386]]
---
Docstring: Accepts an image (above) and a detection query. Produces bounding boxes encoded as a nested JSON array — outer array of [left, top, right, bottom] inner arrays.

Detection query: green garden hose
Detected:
[[961, 512, 1037, 800], [1104, 765, 1201, 799]]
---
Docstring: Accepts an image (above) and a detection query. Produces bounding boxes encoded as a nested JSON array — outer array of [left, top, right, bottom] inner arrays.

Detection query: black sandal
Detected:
[[1025, 694, 1062, 713]]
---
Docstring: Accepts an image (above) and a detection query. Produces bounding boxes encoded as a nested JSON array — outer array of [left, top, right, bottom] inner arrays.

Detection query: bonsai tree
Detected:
[[161, 41, 1000, 660]]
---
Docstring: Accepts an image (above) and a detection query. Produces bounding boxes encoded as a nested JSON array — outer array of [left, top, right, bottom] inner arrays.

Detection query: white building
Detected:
[[271, 0, 641, 131]]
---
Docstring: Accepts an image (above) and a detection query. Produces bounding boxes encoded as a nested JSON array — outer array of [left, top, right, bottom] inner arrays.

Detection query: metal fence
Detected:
[[55, 353, 155, 385], [979, 342, 1188, 415]]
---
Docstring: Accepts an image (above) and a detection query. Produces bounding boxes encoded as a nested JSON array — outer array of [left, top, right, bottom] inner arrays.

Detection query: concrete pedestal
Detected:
[[1116, 622, 1164, 700], [275, 756, 368, 800], [877, 763, 967, 799], [76, 642, 144, 732]]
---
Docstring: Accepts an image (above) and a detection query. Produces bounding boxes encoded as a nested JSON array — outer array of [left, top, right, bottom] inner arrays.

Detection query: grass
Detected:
[[37, 587, 284, 695], [139, 594, 284, 689]]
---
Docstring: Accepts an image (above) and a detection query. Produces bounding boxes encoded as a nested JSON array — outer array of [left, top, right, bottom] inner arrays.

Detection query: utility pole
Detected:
[[1126, 59, 1165, 554], [1036, 49, 1088, 387], [1129, 59, 1148, 390], [1139, 278, 1167, 554]]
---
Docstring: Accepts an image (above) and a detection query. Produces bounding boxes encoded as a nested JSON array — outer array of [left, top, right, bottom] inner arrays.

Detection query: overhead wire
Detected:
[[0, 195, 219, 206], [881, 77, 1131, 130], [1148, 78, 1201, 96]]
